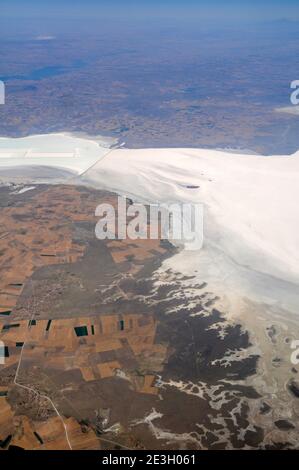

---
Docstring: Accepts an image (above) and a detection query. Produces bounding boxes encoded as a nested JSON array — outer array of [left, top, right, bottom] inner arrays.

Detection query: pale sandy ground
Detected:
[[1, 134, 299, 445]]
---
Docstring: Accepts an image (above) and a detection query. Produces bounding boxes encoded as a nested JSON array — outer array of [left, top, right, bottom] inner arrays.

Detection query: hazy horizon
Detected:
[[2, 0, 299, 22]]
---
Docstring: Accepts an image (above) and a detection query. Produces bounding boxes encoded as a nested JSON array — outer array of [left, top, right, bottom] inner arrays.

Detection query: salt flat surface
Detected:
[[0, 133, 113, 174], [84, 149, 299, 277], [1, 134, 299, 314], [82, 147, 299, 314]]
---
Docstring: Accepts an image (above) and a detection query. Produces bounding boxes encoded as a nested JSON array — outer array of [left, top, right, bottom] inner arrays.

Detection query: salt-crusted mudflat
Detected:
[[81, 144, 299, 446]]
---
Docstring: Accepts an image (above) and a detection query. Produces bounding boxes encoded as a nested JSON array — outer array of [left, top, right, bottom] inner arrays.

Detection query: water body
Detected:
[[0, 61, 85, 82]]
